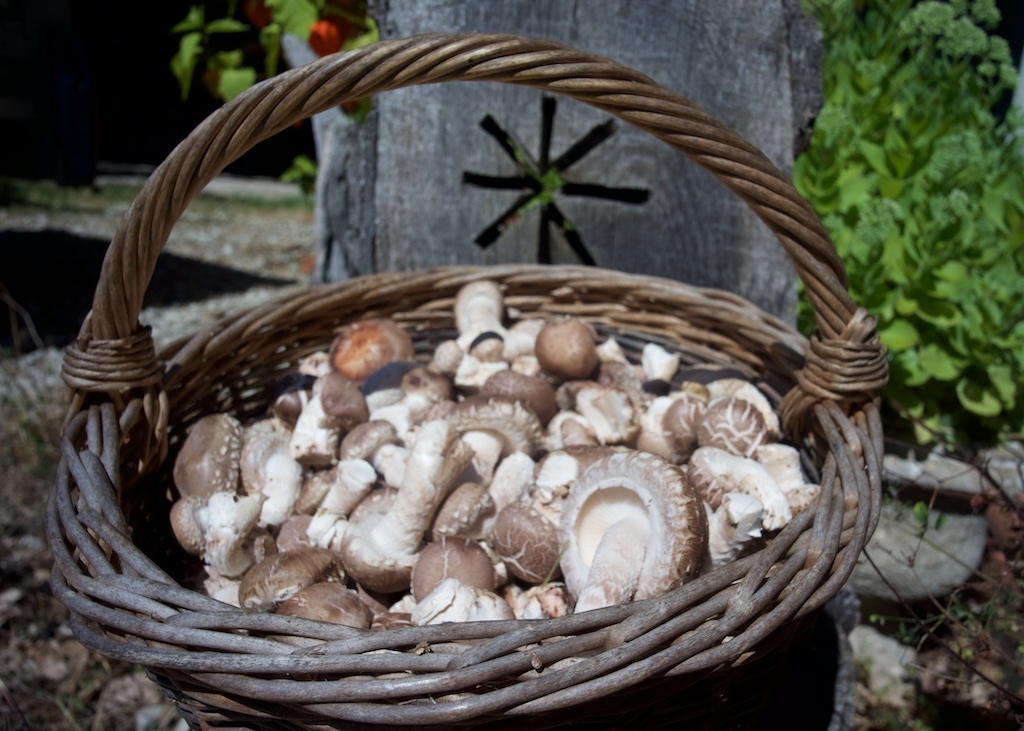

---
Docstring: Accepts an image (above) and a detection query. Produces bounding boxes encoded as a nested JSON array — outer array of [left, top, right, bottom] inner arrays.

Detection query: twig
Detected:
[[863, 549, 1024, 711], [0, 280, 45, 354], [0, 677, 31, 731]]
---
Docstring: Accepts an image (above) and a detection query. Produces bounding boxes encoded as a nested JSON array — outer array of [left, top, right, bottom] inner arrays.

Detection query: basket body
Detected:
[[48, 34, 887, 730]]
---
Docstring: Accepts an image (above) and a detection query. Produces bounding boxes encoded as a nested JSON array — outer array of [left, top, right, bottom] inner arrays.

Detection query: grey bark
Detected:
[[287, 1, 823, 324]]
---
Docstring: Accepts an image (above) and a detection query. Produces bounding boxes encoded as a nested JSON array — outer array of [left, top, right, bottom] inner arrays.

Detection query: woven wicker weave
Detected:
[[48, 33, 887, 729]]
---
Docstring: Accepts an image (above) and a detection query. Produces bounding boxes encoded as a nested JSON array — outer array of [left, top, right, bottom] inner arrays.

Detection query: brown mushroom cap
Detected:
[[431, 482, 493, 540], [172, 413, 243, 499], [697, 396, 769, 457], [339, 420, 399, 462], [491, 502, 562, 584], [277, 583, 373, 628], [559, 451, 708, 610], [319, 371, 370, 430], [480, 370, 559, 426], [448, 394, 544, 457], [410, 536, 496, 601], [237, 547, 347, 611], [329, 319, 414, 382], [169, 496, 206, 556], [534, 318, 598, 382], [662, 390, 709, 460]]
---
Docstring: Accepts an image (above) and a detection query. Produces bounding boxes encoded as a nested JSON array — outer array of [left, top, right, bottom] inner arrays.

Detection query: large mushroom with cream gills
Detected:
[[559, 451, 708, 612]]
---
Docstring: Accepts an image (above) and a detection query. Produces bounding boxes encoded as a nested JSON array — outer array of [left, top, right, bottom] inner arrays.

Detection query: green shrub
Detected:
[[796, 0, 1024, 445]]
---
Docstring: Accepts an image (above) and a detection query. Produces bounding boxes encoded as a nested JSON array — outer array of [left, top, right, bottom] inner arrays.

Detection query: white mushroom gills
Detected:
[[560, 451, 708, 612]]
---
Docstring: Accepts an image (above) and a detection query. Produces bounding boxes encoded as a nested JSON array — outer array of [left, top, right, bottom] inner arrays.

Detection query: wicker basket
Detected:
[[48, 33, 887, 730]]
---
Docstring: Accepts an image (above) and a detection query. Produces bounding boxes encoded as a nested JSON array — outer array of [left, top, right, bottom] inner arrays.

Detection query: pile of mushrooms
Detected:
[[168, 279, 820, 629]]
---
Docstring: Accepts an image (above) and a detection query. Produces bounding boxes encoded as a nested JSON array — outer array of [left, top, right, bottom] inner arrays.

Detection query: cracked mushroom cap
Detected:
[[410, 536, 496, 601], [172, 413, 244, 499], [491, 501, 562, 584], [697, 395, 770, 457], [559, 450, 707, 611]]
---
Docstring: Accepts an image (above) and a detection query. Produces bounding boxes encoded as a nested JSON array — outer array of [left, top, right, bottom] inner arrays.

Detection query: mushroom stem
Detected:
[[574, 516, 648, 612]]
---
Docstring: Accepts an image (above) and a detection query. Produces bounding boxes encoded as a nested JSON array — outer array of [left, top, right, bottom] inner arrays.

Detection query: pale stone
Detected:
[[850, 501, 988, 602]]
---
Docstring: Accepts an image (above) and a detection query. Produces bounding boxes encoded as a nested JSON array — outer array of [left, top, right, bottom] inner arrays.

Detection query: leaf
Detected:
[[878, 176, 906, 199], [206, 18, 250, 33], [879, 319, 920, 350], [171, 5, 205, 33], [265, 0, 318, 40], [987, 363, 1016, 406], [217, 67, 258, 101], [857, 139, 891, 175], [913, 501, 929, 531], [934, 512, 948, 530], [919, 343, 963, 380], [170, 31, 204, 101], [915, 296, 962, 327], [837, 165, 875, 212], [934, 261, 968, 282], [260, 23, 282, 78], [956, 379, 1003, 416]]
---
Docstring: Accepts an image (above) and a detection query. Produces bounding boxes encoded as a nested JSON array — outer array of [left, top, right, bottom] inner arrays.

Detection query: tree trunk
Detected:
[[285, 1, 822, 323]]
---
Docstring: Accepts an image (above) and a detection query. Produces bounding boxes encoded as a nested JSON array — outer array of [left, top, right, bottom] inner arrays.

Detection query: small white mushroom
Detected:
[[559, 451, 708, 612], [688, 446, 793, 531], [200, 491, 266, 577], [290, 375, 349, 466], [503, 319, 545, 361], [453, 353, 509, 392], [486, 451, 537, 516], [544, 410, 599, 451], [410, 578, 515, 625], [454, 280, 508, 350], [705, 492, 765, 567], [239, 427, 303, 528], [641, 343, 681, 383], [504, 582, 574, 620], [595, 336, 629, 364], [573, 384, 639, 445], [428, 339, 464, 377], [372, 443, 410, 487], [318, 459, 377, 515]]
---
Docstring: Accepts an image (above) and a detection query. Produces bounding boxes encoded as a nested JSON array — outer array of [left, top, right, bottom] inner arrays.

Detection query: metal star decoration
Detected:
[[464, 96, 650, 265]]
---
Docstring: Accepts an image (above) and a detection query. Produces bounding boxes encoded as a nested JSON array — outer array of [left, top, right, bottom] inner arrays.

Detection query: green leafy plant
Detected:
[[171, 0, 377, 104], [796, 0, 1024, 445]]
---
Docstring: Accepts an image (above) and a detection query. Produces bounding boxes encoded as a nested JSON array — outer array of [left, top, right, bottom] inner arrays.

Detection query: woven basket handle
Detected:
[[66, 34, 883, 407]]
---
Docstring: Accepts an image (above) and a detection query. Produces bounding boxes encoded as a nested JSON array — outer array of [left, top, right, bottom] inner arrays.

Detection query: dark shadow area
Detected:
[[0, 229, 292, 353]]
